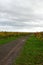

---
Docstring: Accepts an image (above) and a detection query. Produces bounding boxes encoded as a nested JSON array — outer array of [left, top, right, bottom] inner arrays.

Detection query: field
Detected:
[[0, 32, 29, 65], [13, 34, 43, 65], [0, 32, 29, 45], [0, 36, 18, 45], [0, 32, 43, 65]]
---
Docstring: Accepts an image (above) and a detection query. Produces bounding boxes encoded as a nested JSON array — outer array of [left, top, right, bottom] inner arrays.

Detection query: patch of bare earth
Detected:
[[0, 36, 28, 65]]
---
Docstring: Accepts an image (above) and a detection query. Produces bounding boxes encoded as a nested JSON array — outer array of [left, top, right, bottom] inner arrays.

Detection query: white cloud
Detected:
[[0, 0, 43, 32]]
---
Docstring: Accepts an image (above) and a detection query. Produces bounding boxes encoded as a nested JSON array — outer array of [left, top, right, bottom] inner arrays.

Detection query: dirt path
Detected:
[[0, 36, 28, 65]]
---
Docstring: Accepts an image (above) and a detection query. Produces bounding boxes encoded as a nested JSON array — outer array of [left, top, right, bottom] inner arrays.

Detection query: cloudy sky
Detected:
[[0, 0, 43, 32]]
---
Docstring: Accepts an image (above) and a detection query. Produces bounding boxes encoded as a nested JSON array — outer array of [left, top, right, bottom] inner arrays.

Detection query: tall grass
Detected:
[[13, 34, 43, 65]]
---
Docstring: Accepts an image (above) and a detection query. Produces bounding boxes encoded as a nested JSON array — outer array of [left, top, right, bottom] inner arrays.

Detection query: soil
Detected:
[[0, 36, 28, 65]]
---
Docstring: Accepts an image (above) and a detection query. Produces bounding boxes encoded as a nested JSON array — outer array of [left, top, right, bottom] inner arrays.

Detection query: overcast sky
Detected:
[[0, 0, 43, 32]]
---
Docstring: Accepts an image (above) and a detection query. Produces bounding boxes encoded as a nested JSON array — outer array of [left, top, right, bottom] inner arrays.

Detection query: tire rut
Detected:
[[0, 36, 28, 65]]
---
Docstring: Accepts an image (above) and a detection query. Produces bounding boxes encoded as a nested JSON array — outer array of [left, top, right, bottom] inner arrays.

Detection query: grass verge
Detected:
[[0, 35, 23, 45], [13, 34, 43, 65]]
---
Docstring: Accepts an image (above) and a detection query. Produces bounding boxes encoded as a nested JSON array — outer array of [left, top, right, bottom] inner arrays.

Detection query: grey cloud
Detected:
[[0, 0, 43, 32]]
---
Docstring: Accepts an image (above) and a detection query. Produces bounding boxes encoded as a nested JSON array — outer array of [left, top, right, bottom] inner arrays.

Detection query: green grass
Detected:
[[0, 35, 23, 45], [0, 36, 17, 45], [13, 34, 43, 65]]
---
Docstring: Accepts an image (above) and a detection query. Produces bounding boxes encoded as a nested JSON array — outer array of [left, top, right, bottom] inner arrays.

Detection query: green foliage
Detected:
[[0, 36, 18, 45], [35, 32, 43, 40], [0, 32, 29, 45], [13, 34, 43, 65], [0, 32, 29, 39]]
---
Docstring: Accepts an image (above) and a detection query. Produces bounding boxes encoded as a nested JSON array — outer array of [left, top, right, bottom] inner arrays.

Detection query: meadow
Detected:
[[13, 33, 43, 65], [0, 32, 29, 45], [0, 32, 43, 65]]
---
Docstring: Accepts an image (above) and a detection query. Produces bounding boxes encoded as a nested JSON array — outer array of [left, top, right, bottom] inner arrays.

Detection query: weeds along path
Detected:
[[0, 36, 29, 65]]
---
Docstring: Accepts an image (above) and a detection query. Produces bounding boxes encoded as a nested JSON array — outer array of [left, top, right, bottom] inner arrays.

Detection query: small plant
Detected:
[[34, 32, 43, 40]]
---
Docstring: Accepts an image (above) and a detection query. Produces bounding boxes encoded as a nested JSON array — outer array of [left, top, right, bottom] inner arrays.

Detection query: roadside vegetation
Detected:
[[0, 32, 29, 45], [35, 32, 43, 40], [0, 36, 18, 45], [13, 33, 43, 65]]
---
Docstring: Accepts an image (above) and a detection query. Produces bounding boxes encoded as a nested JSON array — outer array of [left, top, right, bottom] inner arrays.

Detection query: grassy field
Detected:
[[0, 32, 29, 45], [13, 34, 43, 65], [0, 36, 18, 45], [0, 35, 26, 45]]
